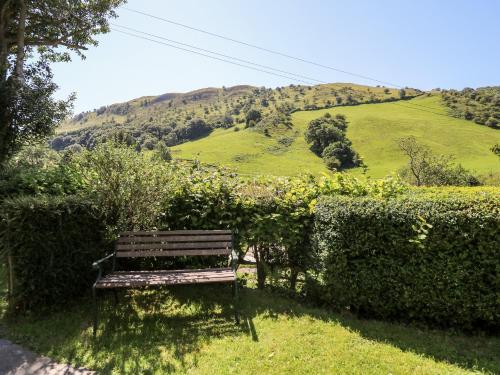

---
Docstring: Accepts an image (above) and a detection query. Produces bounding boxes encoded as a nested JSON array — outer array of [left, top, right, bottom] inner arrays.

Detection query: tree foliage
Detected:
[[245, 108, 262, 125], [441, 86, 500, 129], [305, 114, 361, 170], [398, 136, 480, 186], [0, 0, 124, 165]]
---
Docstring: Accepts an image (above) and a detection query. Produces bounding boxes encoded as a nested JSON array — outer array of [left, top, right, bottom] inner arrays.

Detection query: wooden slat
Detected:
[[113, 267, 231, 274], [97, 277, 235, 288], [115, 249, 231, 257], [116, 241, 231, 251], [120, 230, 232, 236], [117, 234, 232, 244], [102, 272, 232, 282], [95, 268, 235, 288]]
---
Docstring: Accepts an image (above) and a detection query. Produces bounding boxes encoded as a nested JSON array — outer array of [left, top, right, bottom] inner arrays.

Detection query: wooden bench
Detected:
[[92, 230, 239, 336]]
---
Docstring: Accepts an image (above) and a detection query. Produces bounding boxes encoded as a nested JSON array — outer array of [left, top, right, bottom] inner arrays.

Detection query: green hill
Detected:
[[52, 83, 421, 151], [441, 86, 500, 128], [173, 95, 500, 178], [53, 83, 499, 179]]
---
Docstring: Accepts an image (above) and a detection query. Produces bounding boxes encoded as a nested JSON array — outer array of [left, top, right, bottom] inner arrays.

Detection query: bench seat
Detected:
[[95, 268, 236, 289]]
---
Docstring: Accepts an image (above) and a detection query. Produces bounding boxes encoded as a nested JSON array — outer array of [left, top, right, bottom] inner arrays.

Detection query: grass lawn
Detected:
[[173, 95, 500, 178], [1, 270, 499, 374]]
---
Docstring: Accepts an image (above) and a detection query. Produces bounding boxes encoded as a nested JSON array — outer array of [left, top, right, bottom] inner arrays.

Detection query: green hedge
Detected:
[[0, 195, 107, 312], [313, 191, 500, 330]]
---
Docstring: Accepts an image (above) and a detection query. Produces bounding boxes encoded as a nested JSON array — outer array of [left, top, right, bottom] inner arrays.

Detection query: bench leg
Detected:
[[92, 286, 98, 338], [233, 279, 240, 324]]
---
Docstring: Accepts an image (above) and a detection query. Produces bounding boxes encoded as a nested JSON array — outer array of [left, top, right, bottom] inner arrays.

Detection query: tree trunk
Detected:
[[0, 0, 12, 81], [14, 0, 25, 80], [253, 244, 266, 290], [0, 1, 13, 167], [289, 267, 299, 291]]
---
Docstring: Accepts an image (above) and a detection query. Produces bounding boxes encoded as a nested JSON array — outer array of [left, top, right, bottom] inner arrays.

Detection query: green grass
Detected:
[[2, 272, 499, 374], [173, 95, 500, 178], [172, 126, 329, 176]]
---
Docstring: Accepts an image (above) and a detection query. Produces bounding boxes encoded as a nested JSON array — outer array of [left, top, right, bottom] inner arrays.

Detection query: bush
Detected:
[[312, 191, 500, 330], [153, 141, 172, 161], [398, 137, 480, 186], [0, 146, 84, 198], [72, 142, 175, 231], [0, 143, 411, 311], [0, 195, 107, 312]]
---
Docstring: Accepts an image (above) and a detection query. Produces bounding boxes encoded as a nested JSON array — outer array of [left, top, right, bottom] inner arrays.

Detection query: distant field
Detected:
[[173, 95, 500, 178]]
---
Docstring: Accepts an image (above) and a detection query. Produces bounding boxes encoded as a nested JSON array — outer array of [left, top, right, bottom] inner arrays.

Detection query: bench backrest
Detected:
[[115, 230, 233, 258]]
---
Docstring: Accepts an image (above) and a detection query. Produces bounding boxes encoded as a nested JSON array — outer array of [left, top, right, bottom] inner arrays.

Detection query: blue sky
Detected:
[[52, 0, 500, 113]]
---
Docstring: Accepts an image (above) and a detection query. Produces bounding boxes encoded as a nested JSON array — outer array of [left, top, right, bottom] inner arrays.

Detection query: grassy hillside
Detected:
[[59, 83, 418, 133], [52, 83, 421, 152], [173, 95, 500, 178], [441, 86, 500, 128], [173, 125, 329, 176]]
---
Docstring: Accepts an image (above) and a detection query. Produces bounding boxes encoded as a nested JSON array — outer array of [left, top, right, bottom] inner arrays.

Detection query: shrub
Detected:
[[0, 143, 411, 312], [312, 191, 500, 330], [398, 136, 480, 186], [153, 140, 172, 161], [0, 195, 107, 312], [71, 142, 175, 231], [0, 145, 84, 198]]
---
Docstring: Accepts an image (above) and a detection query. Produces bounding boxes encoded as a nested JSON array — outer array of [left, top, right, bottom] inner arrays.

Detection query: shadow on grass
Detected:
[[160, 285, 500, 374], [4, 284, 499, 374]]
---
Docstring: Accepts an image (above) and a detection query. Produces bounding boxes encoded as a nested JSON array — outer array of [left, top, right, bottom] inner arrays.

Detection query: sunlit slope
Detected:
[[173, 95, 500, 177], [295, 95, 500, 177], [172, 126, 329, 176]]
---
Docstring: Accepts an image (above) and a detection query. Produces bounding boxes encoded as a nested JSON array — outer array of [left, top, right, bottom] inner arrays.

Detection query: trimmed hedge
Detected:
[[0, 195, 107, 312], [313, 191, 500, 330]]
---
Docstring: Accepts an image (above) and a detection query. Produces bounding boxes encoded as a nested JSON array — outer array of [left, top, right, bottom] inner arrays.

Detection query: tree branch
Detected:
[[0, 0, 12, 23], [19, 39, 88, 50]]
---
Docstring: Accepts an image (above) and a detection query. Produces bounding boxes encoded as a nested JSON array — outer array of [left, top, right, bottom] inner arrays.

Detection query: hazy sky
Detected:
[[52, 0, 500, 113]]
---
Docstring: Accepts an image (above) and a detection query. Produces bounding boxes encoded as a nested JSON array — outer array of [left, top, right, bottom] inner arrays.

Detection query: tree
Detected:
[[398, 137, 480, 186], [174, 118, 211, 142], [304, 114, 348, 155], [491, 144, 500, 157], [321, 141, 360, 170], [305, 114, 361, 170], [399, 88, 406, 99], [398, 137, 431, 186], [245, 108, 261, 125], [0, 0, 124, 165]]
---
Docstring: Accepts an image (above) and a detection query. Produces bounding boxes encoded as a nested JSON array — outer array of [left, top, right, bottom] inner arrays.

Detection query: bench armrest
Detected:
[[92, 253, 115, 270]]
